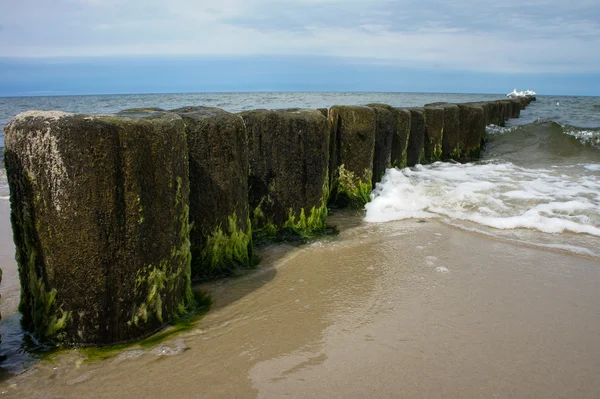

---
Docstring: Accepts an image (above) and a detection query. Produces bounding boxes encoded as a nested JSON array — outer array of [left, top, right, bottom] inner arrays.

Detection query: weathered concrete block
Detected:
[[240, 109, 329, 239], [328, 106, 376, 208], [441, 104, 460, 160], [171, 107, 253, 281], [457, 104, 485, 160], [4, 111, 193, 345], [406, 108, 425, 166], [368, 105, 395, 186], [423, 106, 445, 163]]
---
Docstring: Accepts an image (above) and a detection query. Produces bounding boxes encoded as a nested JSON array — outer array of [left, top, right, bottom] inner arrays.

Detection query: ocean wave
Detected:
[[485, 120, 600, 150], [365, 161, 600, 238]]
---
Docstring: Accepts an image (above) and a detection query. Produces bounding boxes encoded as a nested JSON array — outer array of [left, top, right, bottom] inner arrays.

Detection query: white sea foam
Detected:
[[583, 164, 600, 171], [365, 162, 600, 237], [563, 128, 600, 148], [507, 89, 536, 98]]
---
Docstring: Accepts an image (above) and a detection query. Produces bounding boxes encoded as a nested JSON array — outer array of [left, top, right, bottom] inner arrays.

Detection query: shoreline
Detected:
[[1, 204, 600, 397]]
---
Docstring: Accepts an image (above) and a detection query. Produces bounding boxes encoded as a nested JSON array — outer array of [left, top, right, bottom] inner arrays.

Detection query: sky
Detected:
[[0, 0, 599, 96]]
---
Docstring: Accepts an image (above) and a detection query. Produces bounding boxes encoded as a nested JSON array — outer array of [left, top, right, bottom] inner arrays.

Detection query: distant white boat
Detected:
[[507, 89, 537, 98]]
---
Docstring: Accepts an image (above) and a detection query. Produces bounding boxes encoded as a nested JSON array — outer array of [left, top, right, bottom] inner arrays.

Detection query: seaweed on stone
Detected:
[[333, 165, 372, 209], [198, 214, 256, 280]]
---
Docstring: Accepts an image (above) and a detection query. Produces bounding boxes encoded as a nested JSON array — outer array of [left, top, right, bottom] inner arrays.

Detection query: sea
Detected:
[[0, 93, 599, 393]]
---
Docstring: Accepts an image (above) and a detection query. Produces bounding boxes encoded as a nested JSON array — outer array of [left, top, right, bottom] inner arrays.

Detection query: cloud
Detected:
[[0, 0, 599, 73]]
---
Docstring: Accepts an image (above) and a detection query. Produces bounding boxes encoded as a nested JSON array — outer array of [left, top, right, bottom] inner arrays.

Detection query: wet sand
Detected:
[[1, 203, 600, 398]]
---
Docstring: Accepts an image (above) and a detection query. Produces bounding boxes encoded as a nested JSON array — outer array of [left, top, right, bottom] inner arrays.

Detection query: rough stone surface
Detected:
[[406, 108, 425, 166], [457, 104, 485, 160], [119, 108, 165, 114], [368, 106, 395, 186], [509, 99, 521, 118], [3, 111, 193, 345], [240, 109, 330, 238], [441, 105, 460, 160], [389, 108, 411, 169], [317, 108, 328, 118], [171, 107, 252, 280], [367, 104, 411, 170], [423, 106, 445, 163], [497, 100, 510, 126], [487, 101, 501, 126], [328, 106, 376, 208]]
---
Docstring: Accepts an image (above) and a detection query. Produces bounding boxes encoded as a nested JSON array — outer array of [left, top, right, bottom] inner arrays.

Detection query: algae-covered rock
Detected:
[[328, 106, 376, 208], [509, 99, 521, 118], [423, 106, 445, 163], [496, 100, 509, 126], [3, 111, 193, 345], [406, 108, 425, 166], [317, 108, 329, 118], [368, 106, 395, 186], [171, 107, 253, 281], [479, 102, 492, 127], [457, 104, 485, 160], [368, 104, 411, 170], [441, 104, 460, 160], [240, 109, 330, 240], [486, 101, 501, 126], [389, 108, 411, 169]]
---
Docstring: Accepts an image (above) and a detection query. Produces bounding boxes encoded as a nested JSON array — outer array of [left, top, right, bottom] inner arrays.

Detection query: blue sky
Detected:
[[1, 0, 599, 96]]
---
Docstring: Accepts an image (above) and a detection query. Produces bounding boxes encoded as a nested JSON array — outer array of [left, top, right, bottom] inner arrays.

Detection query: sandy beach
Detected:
[[0, 203, 599, 398]]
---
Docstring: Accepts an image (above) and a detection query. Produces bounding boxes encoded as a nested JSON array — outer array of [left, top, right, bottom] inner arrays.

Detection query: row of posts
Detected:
[[1, 96, 535, 346]]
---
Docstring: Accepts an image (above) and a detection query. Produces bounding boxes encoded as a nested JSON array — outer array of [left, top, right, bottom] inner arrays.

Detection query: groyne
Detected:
[[2, 96, 535, 346]]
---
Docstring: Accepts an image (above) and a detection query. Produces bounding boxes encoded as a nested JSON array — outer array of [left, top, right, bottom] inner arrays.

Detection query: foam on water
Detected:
[[365, 161, 600, 238]]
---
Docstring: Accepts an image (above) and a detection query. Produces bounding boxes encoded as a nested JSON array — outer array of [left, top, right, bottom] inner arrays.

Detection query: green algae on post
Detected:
[[3, 111, 193, 346], [389, 108, 411, 169], [440, 104, 461, 161], [406, 108, 425, 166], [171, 107, 254, 281], [328, 106, 376, 206], [240, 109, 331, 241], [333, 165, 372, 209], [423, 107, 445, 163], [457, 104, 485, 161], [82, 290, 211, 362], [368, 106, 395, 187]]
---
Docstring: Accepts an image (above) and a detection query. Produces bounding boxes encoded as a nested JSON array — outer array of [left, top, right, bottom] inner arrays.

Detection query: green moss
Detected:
[[8, 168, 71, 343], [129, 176, 194, 329], [173, 178, 194, 316], [198, 213, 255, 279], [82, 290, 211, 362], [282, 178, 329, 238], [251, 198, 278, 242], [333, 164, 372, 209], [392, 155, 408, 169]]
